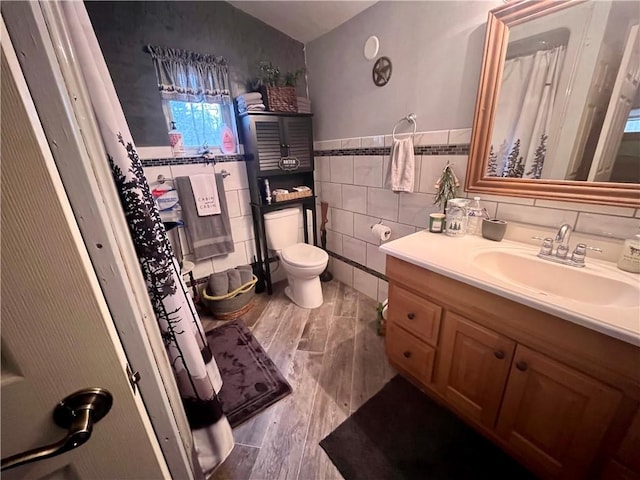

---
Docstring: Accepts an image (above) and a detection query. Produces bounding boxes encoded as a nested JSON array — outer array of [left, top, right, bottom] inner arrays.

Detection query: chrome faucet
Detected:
[[532, 223, 602, 268]]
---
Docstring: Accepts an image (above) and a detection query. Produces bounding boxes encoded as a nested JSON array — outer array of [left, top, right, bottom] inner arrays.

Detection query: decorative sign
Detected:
[[221, 126, 237, 154], [278, 156, 300, 171], [372, 56, 392, 87]]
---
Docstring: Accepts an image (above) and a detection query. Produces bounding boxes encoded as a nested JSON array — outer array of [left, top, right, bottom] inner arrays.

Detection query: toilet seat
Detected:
[[281, 243, 328, 268]]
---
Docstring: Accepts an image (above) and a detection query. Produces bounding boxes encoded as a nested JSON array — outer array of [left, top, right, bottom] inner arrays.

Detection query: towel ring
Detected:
[[392, 113, 417, 142]]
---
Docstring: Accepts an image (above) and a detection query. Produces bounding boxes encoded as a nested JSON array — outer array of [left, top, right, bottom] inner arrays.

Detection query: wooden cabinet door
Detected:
[[282, 116, 313, 172], [388, 284, 442, 346], [386, 322, 436, 385], [496, 345, 622, 478], [253, 116, 284, 173], [436, 312, 515, 428]]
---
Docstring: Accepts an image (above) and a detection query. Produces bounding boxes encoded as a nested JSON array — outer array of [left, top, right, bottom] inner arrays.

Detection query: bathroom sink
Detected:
[[473, 250, 640, 308]]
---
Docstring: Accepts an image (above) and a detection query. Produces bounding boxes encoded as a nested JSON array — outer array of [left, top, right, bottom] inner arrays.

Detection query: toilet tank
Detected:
[[263, 207, 300, 251]]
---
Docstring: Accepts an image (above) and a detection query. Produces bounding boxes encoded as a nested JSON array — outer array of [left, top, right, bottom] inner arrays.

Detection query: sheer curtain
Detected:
[[58, 2, 233, 476], [488, 45, 566, 179]]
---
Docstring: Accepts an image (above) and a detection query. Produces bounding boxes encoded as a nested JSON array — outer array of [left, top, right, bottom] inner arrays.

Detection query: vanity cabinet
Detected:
[[384, 255, 640, 479]]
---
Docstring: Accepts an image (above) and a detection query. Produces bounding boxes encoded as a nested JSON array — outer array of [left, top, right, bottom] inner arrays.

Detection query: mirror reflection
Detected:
[[487, 1, 639, 183]]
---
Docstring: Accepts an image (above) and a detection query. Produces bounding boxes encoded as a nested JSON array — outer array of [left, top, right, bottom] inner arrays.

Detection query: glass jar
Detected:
[[445, 198, 470, 237]]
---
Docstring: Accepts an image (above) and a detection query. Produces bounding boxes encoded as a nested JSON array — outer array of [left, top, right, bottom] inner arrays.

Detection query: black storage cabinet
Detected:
[[238, 112, 317, 294]]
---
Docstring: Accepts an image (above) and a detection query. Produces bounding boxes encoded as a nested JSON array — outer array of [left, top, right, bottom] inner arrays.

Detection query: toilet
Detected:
[[263, 208, 329, 309]]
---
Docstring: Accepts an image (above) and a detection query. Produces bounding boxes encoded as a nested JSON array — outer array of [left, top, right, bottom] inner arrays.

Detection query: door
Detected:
[[1, 25, 169, 480], [496, 345, 622, 478], [253, 116, 284, 173], [282, 116, 314, 172], [588, 24, 640, 181], [436, 313, 515, 428]]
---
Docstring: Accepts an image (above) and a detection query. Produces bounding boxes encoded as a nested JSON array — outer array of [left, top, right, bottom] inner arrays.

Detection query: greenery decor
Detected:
[[284, 68, 305, 87], [433, 162, 460, 212], [257, 61, 281, 87]]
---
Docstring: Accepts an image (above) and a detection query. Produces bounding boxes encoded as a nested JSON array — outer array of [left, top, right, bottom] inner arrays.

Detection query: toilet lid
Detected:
[[281, 243, 328, 268]]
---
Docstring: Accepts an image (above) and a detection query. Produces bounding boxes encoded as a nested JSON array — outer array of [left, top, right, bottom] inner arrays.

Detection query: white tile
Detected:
[[384, 134, 393, 147], [313, 141, 321, 150], [367, 187, 399, 222], [238, 189, 251, 216], [575, 213, 640, 240], [313, 181, 322, 197], [448, 128, 472, 145], [225, 190, 241, 218], [315, 156, 331, 182], [476, 193, 535, 206], [342, 236, 367, 265], [332, 259, 353, 286], [398, 192, 439, 228], [326, 230, 343, 255], [320, 182, 342, 209], [215, 161, 248, 191], [354, 213, 382, 245], [244, 240, 257, 263], [366, 244, 386, 274], [414, 130, 449, 146], [342, 185, 367, 214], [211, 242, 249, 272], [330, 208, 354, 236], [353, 269, 378, 300], [354, 155, 384, 188], [534, 199, 636, 217], [381, 220, 416, 242], [315, 139, 341, 150], [377, 279, 389, 303], [341, 137, 361, 149], [185, 255, 213, 280], [330, 156, 354, 184], [418, 155, 468, 195], [230, 215, 254, 242], [170, 163, 216, 177], [496, 204, 578, 229], [361, 136, 384, 148]]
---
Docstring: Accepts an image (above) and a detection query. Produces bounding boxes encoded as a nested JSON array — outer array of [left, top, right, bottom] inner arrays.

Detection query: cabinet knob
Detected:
[[494, 350, 505, 360], [403, 351, 412, 359], [516, 360, 528, 371], [407, 313, 415, 320]]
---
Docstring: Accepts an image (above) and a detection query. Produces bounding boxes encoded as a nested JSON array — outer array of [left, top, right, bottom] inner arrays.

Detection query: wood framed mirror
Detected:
[[465, 0, 640, 207]]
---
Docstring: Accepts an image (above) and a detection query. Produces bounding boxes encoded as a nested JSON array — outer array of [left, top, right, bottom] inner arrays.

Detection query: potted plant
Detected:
[[255, 62, 301, 113]]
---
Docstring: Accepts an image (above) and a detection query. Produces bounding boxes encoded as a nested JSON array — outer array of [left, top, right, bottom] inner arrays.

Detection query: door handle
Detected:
[[1, 388, 113, 471]]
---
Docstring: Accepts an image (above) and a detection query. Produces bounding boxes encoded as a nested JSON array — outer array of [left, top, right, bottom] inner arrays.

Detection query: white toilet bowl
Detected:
[[279, 243, 328, 309]]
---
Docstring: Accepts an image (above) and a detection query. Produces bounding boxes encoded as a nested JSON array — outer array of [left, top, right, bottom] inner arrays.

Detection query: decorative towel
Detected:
[[385, 137, 415, 192], [176, 174, 234, 260], [236, 92, 262, 102], [189, 174, 221, 216]]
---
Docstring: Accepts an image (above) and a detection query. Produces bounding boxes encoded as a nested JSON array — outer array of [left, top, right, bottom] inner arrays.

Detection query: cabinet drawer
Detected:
[[386, 322, 435, 384], [388, 284, 442, 345]]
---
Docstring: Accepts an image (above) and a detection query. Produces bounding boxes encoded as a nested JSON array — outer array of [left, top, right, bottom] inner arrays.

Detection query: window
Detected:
[[163, 100, 236, 153], [147, 45, 238, 155], [624, 107, 640, 133]]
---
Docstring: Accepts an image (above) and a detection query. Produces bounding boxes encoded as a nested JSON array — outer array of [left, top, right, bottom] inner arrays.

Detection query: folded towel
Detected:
[[175, 174, 234, 260], [236, 92, 262, 102], [237, 98, 263, 107], [189, 174, 221, 216], [385, 137, 415, 192], [227, 268, 242, 291], [207, 271, 229, 296], [237, 265, 254, 284]]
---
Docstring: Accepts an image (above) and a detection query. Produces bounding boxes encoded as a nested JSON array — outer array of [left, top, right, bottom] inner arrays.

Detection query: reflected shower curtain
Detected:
[[57, 2, 233, 476], [488, 46, 565, 179]]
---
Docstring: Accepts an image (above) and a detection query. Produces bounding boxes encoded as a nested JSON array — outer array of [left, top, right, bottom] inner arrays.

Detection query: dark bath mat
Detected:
[[320, 375, 535, 480], [207, 320, 292, 428]]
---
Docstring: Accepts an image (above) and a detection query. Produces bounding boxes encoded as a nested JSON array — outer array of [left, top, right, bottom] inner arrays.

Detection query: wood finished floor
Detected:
[[201, 279, 395, 480]]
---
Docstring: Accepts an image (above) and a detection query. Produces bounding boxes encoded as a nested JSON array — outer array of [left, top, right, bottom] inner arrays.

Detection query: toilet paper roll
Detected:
[[371, 223, 391, 241]]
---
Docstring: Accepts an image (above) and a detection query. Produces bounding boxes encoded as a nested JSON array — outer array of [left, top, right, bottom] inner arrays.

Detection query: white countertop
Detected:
[[379, 231, 640, 347]]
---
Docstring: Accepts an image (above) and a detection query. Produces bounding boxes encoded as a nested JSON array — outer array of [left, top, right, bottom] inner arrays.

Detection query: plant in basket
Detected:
[[255, 61, 303, 113]]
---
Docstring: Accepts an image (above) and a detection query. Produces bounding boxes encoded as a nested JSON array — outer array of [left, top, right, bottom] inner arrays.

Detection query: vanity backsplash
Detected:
[[314, 129, 640, 301]]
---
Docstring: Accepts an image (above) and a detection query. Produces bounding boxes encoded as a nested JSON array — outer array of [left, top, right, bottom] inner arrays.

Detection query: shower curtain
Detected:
[[488, 45, 566, 179], [56, 2, 233, 476]]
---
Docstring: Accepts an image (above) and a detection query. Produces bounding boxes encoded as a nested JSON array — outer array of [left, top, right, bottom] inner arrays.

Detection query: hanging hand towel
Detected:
[[190, 174, 221, 216], [385, 137, 415, 192], [176, 175, 234, 260]]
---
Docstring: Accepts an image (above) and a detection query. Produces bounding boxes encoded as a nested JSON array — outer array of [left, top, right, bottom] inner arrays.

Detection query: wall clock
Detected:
[[372, 56, 392, 87]]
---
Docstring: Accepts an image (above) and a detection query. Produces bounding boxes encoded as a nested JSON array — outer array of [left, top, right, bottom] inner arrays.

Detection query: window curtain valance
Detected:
[[147, 45, 231, 104]]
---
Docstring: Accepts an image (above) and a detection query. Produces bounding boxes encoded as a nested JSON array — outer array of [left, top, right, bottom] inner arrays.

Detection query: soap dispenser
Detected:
[[617, 232, 640, 273]]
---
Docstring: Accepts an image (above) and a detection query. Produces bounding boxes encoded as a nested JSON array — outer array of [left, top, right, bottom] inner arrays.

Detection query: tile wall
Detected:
[[314, 129, 640, 304]]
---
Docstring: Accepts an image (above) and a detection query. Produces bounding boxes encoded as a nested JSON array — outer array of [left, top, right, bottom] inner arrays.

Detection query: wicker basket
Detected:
[[273, 189, 313, 202], [201, 275, 258, 319], [263, 86, 297, 113]]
